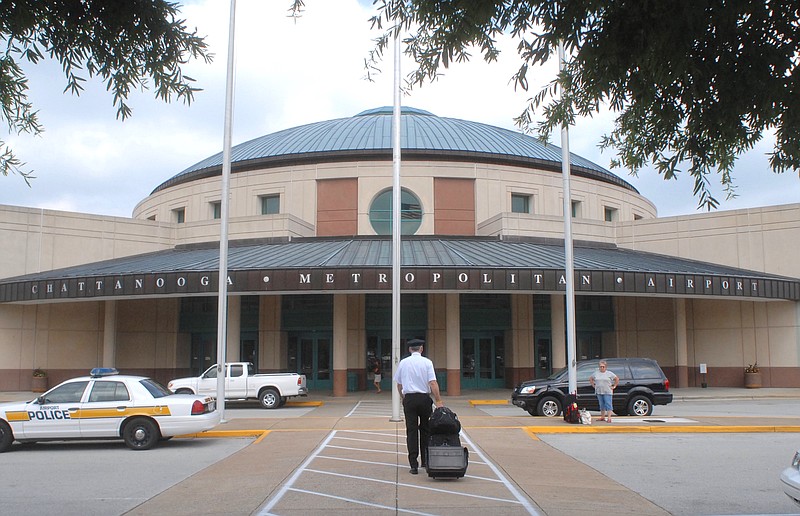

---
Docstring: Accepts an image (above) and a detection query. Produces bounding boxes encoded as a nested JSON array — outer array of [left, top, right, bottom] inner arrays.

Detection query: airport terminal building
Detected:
[[1, 107, 798, 394]]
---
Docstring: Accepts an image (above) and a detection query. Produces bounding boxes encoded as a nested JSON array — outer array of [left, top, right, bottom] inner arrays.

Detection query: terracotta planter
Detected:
[[744, 372, 762, 389], [31, 375, 48, 393]]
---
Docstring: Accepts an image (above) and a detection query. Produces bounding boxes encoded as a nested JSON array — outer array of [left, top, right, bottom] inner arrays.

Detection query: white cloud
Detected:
[[0, 0, 797, 218]]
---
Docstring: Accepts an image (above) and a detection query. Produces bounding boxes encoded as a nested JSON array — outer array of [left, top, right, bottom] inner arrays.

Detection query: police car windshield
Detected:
[[140, 378, 172, 398]]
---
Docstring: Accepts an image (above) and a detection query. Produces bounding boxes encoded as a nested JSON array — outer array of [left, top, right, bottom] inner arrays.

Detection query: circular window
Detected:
[[369, 188, 423, 235]]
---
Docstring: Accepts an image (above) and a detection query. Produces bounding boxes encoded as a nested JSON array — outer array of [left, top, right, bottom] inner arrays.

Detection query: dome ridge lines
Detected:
[[153, 107, 635, 194]]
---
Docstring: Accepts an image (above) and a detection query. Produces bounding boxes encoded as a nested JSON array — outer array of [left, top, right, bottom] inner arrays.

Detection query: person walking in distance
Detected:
[[394, 339, 444, 474], [371, 355, 382, 394], [590, 359, 619, 422]]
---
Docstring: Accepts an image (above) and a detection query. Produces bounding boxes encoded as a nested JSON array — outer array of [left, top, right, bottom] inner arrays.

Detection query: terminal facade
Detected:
[[1, 107, 798, 394]]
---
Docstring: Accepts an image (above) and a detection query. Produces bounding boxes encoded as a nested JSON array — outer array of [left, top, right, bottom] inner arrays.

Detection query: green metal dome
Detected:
[[152, 107, 636, 193]]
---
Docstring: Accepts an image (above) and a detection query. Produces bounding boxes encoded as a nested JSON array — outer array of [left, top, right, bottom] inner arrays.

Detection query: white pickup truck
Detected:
[[167, 363, 308, 409]]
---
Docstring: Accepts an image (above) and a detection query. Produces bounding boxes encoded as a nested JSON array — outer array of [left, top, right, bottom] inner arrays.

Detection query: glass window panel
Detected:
[[261, 195, 280, 215], [369, 188, 422, 235], [461, 338, 475, 379], [45, 381, 89, 403], [511, 194, 530, 214], [317, 339, 331, 380], [494, 335, 505, 379]]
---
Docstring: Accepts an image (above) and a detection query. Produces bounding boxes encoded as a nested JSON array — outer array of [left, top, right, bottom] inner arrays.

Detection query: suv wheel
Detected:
[[536, 396, 562, 417], [627, 394, 653, 416]]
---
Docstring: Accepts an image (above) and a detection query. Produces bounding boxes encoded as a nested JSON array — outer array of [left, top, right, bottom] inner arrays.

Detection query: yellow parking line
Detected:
[[469, 399, 509, 406], [523, 427, 541, 441], [286, 401, 324, 407]]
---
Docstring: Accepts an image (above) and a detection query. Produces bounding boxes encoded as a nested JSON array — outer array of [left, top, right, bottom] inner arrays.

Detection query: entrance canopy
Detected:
[[1, 237, 797, 303]]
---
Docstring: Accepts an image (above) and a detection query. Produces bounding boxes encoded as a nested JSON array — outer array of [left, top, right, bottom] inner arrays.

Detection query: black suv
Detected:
[[511, 358, 673, 417]]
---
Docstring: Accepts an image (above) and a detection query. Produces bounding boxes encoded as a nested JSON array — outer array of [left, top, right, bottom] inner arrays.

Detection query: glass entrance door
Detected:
[[461, 334, 505, 389], [367, 336, 392, 392], [190, 333, 216, 376], [535, 331, 552, 378], [288, 334, 332, 391]]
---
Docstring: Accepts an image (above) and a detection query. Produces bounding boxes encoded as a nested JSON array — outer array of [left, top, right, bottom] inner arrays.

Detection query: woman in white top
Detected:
[[589, 360, 619, 422]]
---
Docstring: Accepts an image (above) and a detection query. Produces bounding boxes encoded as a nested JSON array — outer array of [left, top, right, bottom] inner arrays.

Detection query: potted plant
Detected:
[[31, 367, 47, 393], [744, 363, 761, 389]]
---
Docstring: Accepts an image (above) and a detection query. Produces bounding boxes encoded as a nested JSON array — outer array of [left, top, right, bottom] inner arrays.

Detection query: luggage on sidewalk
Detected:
[[428, 406, 461, 435], [425, 406, 468, 479], [426, 444, 468, 479], [563, 393, 580, 424], [429, 433, 461, 446]]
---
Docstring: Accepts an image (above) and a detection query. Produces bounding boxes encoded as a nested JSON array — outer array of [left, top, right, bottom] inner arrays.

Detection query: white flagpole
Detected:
[[558, 41, 577, 395], [390, 30, 402, 423], [216, 0, 237, 422]]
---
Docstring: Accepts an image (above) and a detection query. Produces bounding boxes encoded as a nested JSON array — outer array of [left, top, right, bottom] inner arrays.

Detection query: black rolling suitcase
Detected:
[[425, 407, 468, 479]]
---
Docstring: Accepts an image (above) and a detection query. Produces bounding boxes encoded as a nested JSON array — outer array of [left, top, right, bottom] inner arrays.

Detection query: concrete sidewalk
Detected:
[[126, 387, 800, 515], [4, 387, 799, 515]]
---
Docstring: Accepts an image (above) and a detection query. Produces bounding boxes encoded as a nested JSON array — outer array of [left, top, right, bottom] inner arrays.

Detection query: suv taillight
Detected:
[[665, 378, 670, 390], [191, 400, 206, 415]]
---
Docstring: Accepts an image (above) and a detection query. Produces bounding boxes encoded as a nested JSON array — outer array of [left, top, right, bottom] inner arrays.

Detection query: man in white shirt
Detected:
[[394, 339, 444, 474]]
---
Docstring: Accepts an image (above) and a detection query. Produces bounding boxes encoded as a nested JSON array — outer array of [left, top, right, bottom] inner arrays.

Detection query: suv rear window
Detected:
[[629, 361, 662, 379]]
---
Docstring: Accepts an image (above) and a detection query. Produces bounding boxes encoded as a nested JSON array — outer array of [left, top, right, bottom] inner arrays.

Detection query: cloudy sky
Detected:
[[2, 0, 798, 218]]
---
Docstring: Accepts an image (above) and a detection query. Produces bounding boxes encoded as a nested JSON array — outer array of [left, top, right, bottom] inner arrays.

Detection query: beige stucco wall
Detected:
[[616, 203, 800, 278], [0, 205, 175, 280], [618, 295, 799, 369], [115, 298, 180, 371], [614, 297, 678, 367], [615, 295, 799, 383], [0, 302, 104, 384], [132, 159, 657, 238]]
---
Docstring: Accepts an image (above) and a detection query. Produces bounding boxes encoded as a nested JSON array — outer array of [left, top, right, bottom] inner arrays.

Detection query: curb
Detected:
[[286, 401, 324, 407], [180, 429, 271, 444]]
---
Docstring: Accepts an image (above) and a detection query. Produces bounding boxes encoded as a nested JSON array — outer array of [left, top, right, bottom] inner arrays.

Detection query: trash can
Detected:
[[347, 372, 358, 392], [436, 371, 447, 392]]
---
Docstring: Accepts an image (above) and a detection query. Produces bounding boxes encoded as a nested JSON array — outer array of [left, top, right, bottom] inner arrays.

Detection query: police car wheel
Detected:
[[259, 388, 280, 409], [0, 421, 13, 452], [123, 418, 160, 450]]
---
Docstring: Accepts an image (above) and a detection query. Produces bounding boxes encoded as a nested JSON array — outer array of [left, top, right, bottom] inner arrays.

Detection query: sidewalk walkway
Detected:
[[126, 387, 800, 516], [4, 387, 799, 515]]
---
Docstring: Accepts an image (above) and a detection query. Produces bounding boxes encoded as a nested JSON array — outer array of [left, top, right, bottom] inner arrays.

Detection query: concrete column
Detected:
[[674, 298, 689, 387], [226, 295, 241, 362], [445, 293, 461, 395], [551, 294, 566, 369], [102, 300, 116, 368], [332, 293, 348, 397], [259, 295, 283, 370], [511, 294, 535, 386]]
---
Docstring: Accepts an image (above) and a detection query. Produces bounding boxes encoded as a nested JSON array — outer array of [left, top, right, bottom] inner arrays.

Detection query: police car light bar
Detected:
[[90, 367, 119, 377]]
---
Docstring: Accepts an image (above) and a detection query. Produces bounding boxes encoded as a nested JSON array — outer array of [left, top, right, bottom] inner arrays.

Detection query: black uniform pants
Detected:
[[402, 392, 433, 467]]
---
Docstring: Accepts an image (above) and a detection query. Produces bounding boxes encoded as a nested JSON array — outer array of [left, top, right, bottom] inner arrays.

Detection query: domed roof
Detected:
[[152, 107, 636, 193]]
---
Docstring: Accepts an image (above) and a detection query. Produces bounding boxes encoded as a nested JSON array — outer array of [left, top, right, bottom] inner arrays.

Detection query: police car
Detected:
[[0, 368, 219, 452]]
